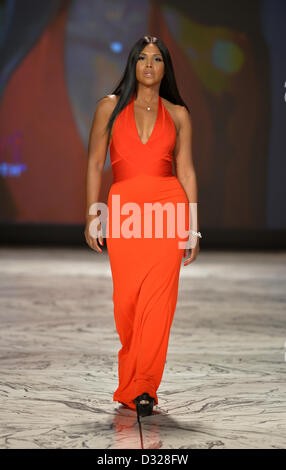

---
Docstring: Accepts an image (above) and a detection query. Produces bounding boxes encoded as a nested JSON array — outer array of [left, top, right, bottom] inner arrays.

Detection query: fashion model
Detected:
[[85, 35, 200, 420]]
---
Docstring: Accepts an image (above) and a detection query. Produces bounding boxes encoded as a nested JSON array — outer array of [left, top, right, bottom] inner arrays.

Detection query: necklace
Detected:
[[135, 95, 156, 111], [141, 102, 152, 111]]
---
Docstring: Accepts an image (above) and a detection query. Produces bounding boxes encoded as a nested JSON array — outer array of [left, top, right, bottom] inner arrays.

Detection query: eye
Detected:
[[137, 55, 163, 61]]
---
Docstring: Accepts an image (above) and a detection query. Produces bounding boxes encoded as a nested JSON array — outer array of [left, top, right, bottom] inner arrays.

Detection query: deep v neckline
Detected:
[[132, 93, 161, 146]]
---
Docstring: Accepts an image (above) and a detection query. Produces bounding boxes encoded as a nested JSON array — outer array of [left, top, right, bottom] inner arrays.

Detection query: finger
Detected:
[[94, 240, 103, 253], [184, 254, 194, 265], [186, 250, 198, 264], [89, 237, 102, 253], [184, 258, 192, 266], [184, 248, 190, 258]]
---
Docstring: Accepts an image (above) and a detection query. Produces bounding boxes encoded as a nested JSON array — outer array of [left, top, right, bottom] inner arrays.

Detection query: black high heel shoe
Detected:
[[134, 392, 155, 418]]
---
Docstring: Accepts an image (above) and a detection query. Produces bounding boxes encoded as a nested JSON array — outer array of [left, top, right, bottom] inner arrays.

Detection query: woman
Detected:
[[85, 35, 200, 419]]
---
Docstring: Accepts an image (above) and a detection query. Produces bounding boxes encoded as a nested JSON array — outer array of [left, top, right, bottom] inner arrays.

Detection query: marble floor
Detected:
[[0, 246, 285, 449]]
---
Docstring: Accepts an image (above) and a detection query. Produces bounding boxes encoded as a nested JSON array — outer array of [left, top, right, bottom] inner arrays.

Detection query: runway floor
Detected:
[[0, 246, 285, 449]]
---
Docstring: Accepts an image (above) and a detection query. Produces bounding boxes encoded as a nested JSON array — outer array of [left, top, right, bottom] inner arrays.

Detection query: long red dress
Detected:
[[106, 92, 189, 410]]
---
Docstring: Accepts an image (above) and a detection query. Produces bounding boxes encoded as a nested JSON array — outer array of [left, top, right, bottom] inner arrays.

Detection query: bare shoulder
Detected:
[[95, 94, 120, 119], [161, 96, 190, 133], [104, 94, 120, 107]]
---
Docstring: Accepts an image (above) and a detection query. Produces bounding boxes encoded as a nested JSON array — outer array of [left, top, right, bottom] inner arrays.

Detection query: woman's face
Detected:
[[135, 43, 165, 86]]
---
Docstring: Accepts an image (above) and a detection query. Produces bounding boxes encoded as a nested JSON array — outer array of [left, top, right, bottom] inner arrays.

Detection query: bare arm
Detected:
[[84, 96, 115, 252], [173, 106, 200, 264]]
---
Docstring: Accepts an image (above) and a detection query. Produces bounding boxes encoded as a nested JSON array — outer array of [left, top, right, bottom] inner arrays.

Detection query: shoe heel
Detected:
[[134, 393, 155, 418]]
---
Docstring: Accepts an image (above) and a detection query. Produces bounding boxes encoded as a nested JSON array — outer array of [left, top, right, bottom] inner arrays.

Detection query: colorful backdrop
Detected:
[[0, 0, 285, 229]]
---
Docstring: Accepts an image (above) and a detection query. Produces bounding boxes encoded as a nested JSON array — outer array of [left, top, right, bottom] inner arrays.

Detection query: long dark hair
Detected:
[[99, 35, 190, 137]]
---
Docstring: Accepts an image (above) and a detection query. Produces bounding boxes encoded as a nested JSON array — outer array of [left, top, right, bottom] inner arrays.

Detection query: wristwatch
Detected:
[[189, 230, 202, 238]]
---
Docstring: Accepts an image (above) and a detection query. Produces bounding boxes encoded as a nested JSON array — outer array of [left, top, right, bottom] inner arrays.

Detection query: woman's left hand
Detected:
[[183, 239, 200, 266]]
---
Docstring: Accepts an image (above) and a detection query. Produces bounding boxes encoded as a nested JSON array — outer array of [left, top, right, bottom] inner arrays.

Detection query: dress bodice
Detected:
[[109, 92, 176, 183]]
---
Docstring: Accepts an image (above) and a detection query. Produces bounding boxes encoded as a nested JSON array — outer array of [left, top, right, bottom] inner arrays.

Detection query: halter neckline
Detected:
[[132, 93, 161, 146]]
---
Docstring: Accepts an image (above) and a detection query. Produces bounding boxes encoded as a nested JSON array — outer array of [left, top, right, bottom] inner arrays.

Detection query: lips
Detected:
[[144, 72, 154, 77]]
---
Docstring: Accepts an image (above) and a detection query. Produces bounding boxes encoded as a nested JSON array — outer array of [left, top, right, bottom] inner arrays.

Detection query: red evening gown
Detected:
[[106, 92, 189, 410]]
